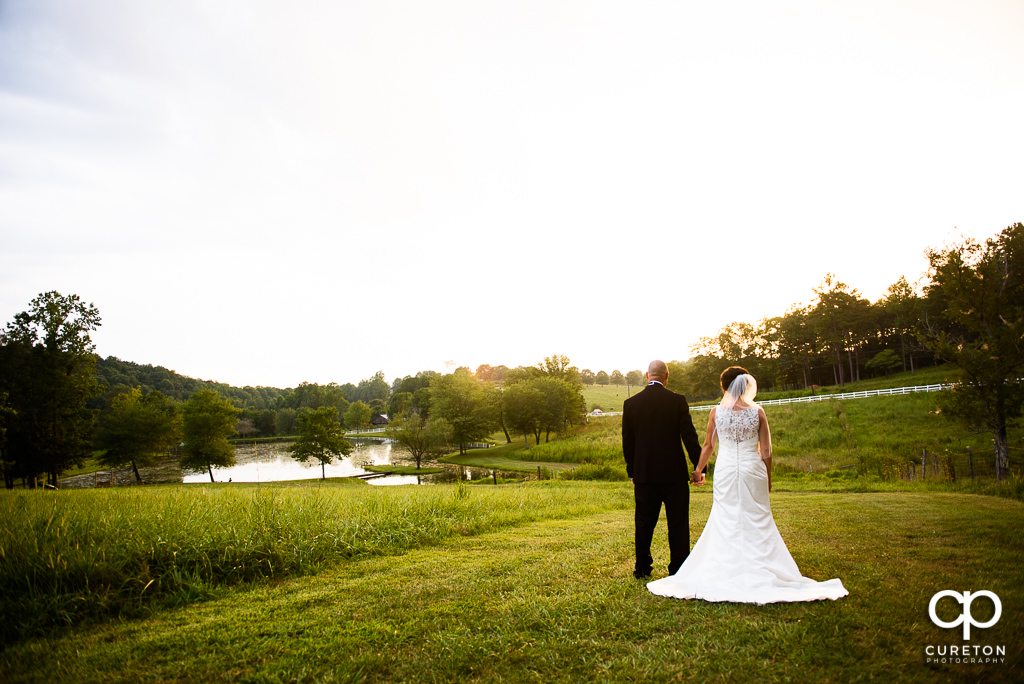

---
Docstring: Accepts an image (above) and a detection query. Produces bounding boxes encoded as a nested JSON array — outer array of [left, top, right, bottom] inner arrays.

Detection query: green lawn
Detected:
[[441, 441, 578, 473], [2, 487, 1021, 683]]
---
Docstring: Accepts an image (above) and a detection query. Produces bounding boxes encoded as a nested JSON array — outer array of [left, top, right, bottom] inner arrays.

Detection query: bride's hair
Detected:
[[719, 366, 758, 410], [720, 366, 749, 392]]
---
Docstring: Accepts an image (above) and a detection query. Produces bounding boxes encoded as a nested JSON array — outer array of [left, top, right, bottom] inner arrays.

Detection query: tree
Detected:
[[625, 370, 643, 395], [430, 369, 494, 454], [610, 370, 625, 386], [251, 409, 277, 436], [884, 276, 923, 372], [344, 401, 372, 430], [670, 356, 720, 399], [864, 349, 902, 376], [95, 389, 182, 484], [289, 406, 353, 479], [922, 223, 1024, 479], [180, 390, 238, 482], [595, 370, 609, 386], [501, 381, 545, 447], [581, 369, 595, 386], [486, 384, 513, 444], [811, 275, 871, 387], [385, 414, 453, 468], [540, 354, 576, 379], [533, 376, 577, 442], [276, 407, 298, 435], [412, 387, 433, 418], [0, 291, 103, 488], [235, 418, 259, 440], [776, 305, 820, 389], [0, 391, 15, 489], [351, 371, 390, 404], [387, 391, 413, 419]]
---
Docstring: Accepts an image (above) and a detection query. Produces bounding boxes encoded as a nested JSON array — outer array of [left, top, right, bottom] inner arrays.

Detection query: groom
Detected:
[[622, 360, 703, 579]]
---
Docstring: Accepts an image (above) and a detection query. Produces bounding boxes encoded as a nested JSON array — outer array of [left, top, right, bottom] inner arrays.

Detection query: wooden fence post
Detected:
[[968, 446, 975, 481], [922, 449, 927, 478], [933, 453, 939, 476]]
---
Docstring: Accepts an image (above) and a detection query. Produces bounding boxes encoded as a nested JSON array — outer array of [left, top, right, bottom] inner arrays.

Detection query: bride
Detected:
[[647, 367, 848, 603]]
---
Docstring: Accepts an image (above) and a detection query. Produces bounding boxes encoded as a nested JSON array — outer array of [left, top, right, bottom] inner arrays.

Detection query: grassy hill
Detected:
[[530, 369, 1022, 490], [582, 366, 953, 412]]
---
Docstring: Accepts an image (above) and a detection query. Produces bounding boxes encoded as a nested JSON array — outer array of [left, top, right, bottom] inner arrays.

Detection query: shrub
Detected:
[[558, 463, 627, 481]]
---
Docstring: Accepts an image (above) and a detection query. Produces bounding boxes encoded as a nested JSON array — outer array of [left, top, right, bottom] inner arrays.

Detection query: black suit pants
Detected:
[[633, 481, 690, 576]]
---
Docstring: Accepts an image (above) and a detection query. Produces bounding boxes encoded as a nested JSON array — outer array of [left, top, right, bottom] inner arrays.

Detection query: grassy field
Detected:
[[582, 366, 954, 413], [2, 484, 1021, 683], [582, 384, 639, 412], [514, 384, 1023, 489]]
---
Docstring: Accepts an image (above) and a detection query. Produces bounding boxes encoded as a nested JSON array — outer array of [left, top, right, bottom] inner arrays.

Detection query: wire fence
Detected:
[[893, 446, 1021, 483]]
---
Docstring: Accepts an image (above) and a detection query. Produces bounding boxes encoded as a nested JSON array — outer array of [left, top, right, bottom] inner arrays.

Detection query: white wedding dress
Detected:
[[647, 405, 848, 603]]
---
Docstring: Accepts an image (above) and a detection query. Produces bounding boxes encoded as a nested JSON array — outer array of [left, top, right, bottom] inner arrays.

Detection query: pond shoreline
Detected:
[[58, 443, 526, 489]]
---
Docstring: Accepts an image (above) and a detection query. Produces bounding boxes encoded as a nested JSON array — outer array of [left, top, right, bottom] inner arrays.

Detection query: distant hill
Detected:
[[92, 356, 290, 410]]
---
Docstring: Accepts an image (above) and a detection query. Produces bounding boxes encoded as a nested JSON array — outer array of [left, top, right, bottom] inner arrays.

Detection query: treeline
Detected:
[[665, 273, 940, 402], [91, 359, 411, 439], [385, 355, 587, 462]]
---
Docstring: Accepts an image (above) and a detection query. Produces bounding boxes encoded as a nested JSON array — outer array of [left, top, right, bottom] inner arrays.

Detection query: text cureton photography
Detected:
[[925, 590, 1007, 666]]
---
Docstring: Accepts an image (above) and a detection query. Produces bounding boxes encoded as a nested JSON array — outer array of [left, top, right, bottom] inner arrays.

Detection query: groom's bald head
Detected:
[[646, 360, 669, 383]]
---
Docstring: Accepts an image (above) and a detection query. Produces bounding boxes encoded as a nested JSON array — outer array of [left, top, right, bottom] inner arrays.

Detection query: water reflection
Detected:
[[181, 440, 523, 486]]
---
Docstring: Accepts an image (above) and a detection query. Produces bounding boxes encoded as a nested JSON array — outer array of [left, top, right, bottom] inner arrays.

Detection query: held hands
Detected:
[[690, 469, 706, 487]]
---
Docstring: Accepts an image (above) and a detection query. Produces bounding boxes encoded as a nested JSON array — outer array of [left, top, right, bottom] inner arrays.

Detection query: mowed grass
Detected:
[[441, 441, 578, 473], [2, 488, 1021, 683]]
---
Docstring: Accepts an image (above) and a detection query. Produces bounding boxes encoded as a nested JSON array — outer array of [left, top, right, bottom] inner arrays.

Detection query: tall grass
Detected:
[[0, 480, 631, 643]]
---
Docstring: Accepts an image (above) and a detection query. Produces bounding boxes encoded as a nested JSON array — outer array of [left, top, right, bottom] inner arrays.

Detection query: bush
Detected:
[[558, 463, 628, 481]]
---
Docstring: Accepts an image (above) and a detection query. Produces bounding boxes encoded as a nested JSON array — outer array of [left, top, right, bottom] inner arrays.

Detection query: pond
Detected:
[[180, 440, 520, 486]]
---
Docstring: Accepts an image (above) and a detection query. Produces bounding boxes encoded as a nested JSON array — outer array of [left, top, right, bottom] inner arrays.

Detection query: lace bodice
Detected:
[[715, 406, 760, 443]]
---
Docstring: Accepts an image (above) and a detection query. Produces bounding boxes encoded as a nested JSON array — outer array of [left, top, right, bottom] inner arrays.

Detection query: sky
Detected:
[[2, 0, 1023, 389]]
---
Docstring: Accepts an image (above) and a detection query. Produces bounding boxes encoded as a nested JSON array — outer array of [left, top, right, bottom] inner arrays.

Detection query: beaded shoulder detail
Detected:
[[715, 406, 760, 443]]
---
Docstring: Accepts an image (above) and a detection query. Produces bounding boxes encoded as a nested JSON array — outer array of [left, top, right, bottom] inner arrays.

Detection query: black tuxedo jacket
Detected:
[[621, 382, 702, 484]]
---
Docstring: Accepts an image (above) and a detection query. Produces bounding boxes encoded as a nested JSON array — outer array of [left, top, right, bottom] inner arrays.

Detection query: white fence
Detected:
[[587, 383, 952, 416], [689, 383, 951, 411]]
